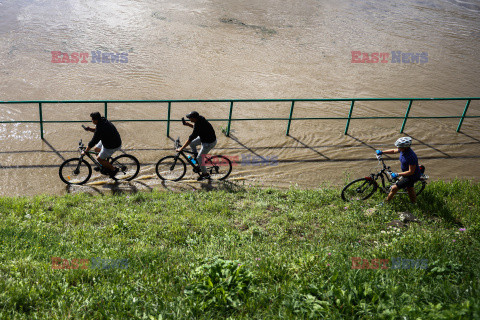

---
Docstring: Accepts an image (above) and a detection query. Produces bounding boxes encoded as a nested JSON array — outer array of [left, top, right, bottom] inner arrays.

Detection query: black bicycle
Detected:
[[155, 138, 232, 181], [59, 140, 140, 185], [341, 154, 428, 201]]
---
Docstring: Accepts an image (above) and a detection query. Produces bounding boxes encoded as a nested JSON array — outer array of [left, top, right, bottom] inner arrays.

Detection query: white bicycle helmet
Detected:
[[394, 137, 412, 148]]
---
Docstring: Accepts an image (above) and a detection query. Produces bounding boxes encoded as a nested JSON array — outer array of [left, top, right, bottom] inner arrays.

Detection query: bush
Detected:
[[184, 257, 256, 313]]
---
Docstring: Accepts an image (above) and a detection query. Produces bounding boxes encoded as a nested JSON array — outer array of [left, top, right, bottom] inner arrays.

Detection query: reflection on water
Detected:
[[0, 0, 479, 196], [446, 0, 480, 12]]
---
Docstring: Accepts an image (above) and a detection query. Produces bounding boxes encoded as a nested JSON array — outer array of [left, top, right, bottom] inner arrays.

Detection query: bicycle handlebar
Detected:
[[78, 139, 86, 151], [375, 153, 394, 174]]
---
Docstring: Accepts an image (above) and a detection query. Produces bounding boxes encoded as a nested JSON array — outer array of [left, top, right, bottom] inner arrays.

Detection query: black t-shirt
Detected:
[[88, 118, 122, 149], [189, 116, 216, 143]]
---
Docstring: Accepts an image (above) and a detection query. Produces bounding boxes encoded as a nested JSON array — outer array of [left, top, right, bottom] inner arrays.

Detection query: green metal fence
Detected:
[[0, 98, 478, 140]]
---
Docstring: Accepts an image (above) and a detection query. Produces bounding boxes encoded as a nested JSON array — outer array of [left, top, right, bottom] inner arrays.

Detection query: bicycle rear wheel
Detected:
[[110, 154, 140, 181], [341, 178, 378, 201], [413, 179, 426, 196], [204, 155, 232, 180], [392, 178, 426, 196], [59, 158, 92, 185], [156, 156, 186, 181]]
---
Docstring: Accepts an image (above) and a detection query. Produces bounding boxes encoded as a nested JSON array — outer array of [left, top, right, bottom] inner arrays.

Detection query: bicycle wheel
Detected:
[[156, 156, 186, 181], [110, 154, 140, 181], [204, 155, 232, 180], [391, 178, 426, 196], [59, 158, 92, 185], [341, 178, 378, 201], [414, 179, 426, 196]]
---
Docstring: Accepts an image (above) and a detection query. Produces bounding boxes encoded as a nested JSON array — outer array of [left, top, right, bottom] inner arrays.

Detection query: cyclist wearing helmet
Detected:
[[376, 137, 421, 203]]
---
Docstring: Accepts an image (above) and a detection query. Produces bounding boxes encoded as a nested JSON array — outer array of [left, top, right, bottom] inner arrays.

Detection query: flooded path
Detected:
[[1, 0, 479, 196]]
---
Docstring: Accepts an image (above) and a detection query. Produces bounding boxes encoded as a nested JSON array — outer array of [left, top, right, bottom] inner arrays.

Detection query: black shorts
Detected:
[[396, 176, 419, 189]]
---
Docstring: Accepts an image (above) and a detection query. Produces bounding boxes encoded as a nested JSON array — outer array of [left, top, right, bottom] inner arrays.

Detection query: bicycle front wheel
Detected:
[[204, 155, 232, 180], [156, 156, 186, 181], [110, 154, 140, 181], [341, 178, 378, 201], [59, 158, 92, 185]]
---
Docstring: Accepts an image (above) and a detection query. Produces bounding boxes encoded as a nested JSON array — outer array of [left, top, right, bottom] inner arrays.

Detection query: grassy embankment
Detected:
[[0, 180, 479, 319]]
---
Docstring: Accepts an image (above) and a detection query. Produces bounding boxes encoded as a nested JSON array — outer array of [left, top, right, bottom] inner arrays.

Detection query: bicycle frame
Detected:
[[365, 155, 397, 193], [172, 139, 216, 173], [77, 140, 102, 168]]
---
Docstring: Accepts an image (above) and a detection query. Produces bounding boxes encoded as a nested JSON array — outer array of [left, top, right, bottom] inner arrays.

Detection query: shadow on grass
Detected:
[[366, 182, 463, 226], [65, 179, 246, 195], [415, 188, 463, 227], [200, 180, 246, 192], [65, 181, 149, 196]]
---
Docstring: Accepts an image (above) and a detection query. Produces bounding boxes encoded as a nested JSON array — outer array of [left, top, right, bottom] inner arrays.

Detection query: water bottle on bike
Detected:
[[187, 155, 197, 165]]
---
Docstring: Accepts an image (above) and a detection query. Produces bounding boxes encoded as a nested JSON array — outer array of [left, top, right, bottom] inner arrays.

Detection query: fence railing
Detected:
[[0, 98, 478, 139]]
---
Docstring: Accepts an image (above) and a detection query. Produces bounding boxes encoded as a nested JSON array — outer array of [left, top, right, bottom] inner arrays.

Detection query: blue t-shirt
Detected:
[[399, 148, 421, 180]]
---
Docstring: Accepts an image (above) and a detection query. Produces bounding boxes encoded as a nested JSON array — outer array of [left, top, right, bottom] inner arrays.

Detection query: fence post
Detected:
[[286, 101, 295, 136], [400, 100, 413, 133], [166, 101, 172, 137], [226, 101, 234, 137], [456, 99, 471, 132], [344, 100, 355, 135], [104, 102, 108, 119], [39, 102, 44, 140]]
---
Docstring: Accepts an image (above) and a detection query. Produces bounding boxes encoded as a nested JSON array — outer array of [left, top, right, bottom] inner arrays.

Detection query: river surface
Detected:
[[1, 0, 479, 196]]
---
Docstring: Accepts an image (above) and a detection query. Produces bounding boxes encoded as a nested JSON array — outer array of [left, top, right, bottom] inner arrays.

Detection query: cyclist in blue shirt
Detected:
[[376, 137, 421, 203]]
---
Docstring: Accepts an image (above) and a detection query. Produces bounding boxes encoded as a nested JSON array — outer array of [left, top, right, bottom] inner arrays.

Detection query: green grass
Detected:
[[0, 180, 479, 319]]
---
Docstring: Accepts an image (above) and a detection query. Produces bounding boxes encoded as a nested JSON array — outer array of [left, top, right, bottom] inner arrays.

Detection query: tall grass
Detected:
[[0, 180, 479, 319]]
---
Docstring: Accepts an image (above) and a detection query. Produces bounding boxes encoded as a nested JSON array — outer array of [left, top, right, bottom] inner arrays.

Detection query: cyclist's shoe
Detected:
[[197, 173, 210, 181], [193, 167, 201, 174], [109, 167, 119, 179], [94, 166, 101, 172]]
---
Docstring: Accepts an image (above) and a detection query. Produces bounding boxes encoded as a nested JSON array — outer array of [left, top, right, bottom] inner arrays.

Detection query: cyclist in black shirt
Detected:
[[176, 111, 217, 181], [82, 112, 122, 178]]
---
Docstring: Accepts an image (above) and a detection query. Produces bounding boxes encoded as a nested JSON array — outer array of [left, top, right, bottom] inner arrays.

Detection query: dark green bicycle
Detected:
[[341, 154, 428, 201], [59, 140, 140, 185]]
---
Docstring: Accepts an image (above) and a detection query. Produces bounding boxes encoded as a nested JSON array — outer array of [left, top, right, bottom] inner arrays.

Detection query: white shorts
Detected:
[[95, 142, 121, 159]]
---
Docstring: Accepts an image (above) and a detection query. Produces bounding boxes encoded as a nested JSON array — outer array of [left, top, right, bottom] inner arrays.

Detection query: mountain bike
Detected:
[[155, 138, 232, 181], [59, 140, 140, 185], [341, 154, 428, 201]]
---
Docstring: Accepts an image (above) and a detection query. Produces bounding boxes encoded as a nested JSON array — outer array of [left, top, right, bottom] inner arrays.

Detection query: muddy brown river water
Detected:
[[1, 0, 479, 197]]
